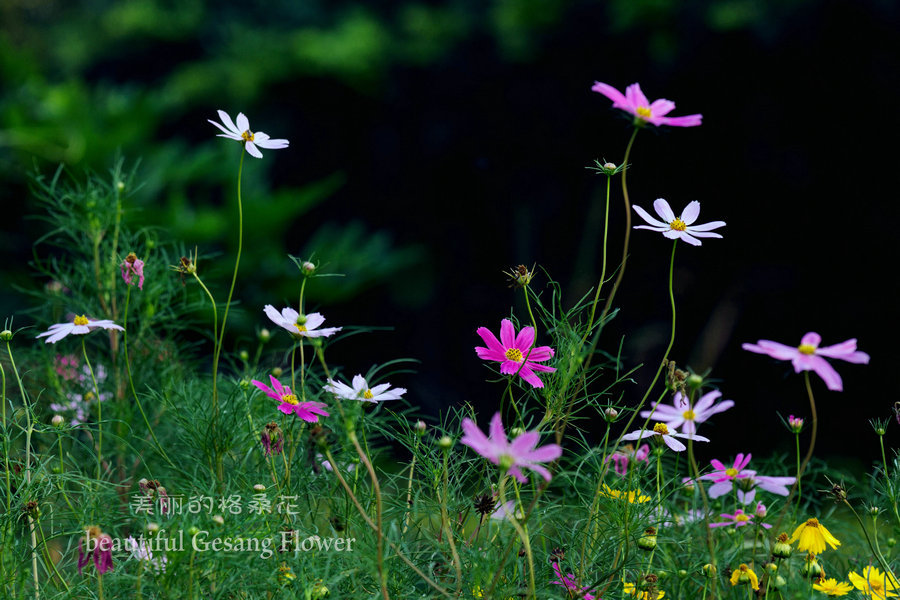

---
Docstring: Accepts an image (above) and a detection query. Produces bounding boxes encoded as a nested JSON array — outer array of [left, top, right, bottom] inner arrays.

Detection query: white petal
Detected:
[[680, 201, 701, 225], [217, 110, 240, 135], [633, 204, 669, 228], [235, 113, 250, 133], [653, 198, 675, 222], [244, 142, 263, 159]]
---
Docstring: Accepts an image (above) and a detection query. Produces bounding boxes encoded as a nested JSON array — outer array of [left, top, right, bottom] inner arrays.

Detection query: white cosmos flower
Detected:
[[208, 110, 289, 159], [36, 315, 124, 344], [633, 199, 725, 246], [621, 422, 709, 452], [323, 374, 406, 403], [263, 305, 341, 338]]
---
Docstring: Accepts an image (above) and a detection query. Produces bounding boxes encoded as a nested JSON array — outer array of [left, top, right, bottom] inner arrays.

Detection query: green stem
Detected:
[[499, 475, 536, 598], [81, 338, 103, 480], [440, 448, 462, 596], [190, 272, 219, 478], [122, 286, 174, 467], [583, 173, 613, 342], [777, 372, 818, 532], [599, 126, 639, 323]]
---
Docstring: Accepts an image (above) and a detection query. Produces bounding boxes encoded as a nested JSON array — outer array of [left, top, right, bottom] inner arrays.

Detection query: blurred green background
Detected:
[[2, 0, 898, 458]]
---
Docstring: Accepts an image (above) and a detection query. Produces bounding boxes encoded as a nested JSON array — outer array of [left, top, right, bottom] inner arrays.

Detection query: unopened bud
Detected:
[[188, 526, 200, 536], [51, 415, 65, 427], [687, 373, 703, 389], [239, 350, 249, 361], [437, 436, 454, 451], [677, 569, 688, 578], [772, 533, 792, 559], [870, 506, 880, 516], [604, 407, 619, 422], [272, 367, 283, 377], [301, 261, 317, 276], [637, 527, 657, 551], [212, 515, 225, 525], [889, 537, 897, 547], [510, 427, 524, 437], [116, 181, 126, 192], [800, 554, 822, 579], [0, 330, 12, 342], [253, 484, 266, 492], [702, 564, 716, 578], [146, 522, 160, 533], [258, 328, 272, 343], [415, 420, 426, 435]]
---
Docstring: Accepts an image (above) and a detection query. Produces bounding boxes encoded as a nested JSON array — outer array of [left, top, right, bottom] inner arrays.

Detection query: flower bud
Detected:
[[301, 261, 317, 276], [604, 407, 619, 422], [310, 580, 329, 598], [51, 415, 65, 427], [272, 367, 283, 377], [146, 522, 160, 533], [772, 533, 792, 559], [510, 427, 524, 437], [239, 350, 249, 361], [253, 484, 266, 492], [258, 328, 272, 343], [687, 373, 704, 389], [415, 420, 427, 435], [637, 527, 657, 551], [116, 181, 126, 192], [677, 569, 688, 578], [702, 564, 716, 578], [0, 330, 12, 342], [889, 537, 897, 548], [800, 554, 822, 579], [212, 514, 225, 525], [772, 575, 786, 589], [870, 506, 881, 516], [188, 526, 200, 536], [437, 436, 454, 451]]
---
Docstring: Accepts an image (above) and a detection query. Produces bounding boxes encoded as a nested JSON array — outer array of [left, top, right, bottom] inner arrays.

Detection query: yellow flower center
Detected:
[[281, 394, 299, 405], [653, 423, 669, 435], [241, 130, 255, 142], [73, 315, 89, 326], [735, 513, 751, 522], [636, 106, 653, 119], [725, 468, 738, 477], [797, 344, 817, 355], [505, 348, 524, 362], [295, 324, 307, 333], [682, 409, 696, 420], [363, 389, 374, 400], [805, 518, 819, 528], [670, 218, 687, 231]]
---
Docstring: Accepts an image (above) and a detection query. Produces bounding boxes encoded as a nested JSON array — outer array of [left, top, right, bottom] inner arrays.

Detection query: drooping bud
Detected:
[[800, 553, 822, 579], [772, 532, 792, 559], [637, 527, 658, 551]]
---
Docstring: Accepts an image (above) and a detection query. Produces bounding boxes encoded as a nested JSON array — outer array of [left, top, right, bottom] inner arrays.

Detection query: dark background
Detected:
[[1, 0, 898, 465]]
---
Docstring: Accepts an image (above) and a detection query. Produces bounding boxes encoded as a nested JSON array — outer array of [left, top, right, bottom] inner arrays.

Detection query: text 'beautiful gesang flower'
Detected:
[[742, 332, 869, 392], [460, 413, 562, 483], [323, 374, 406, 403], [264, 305, 341, 339], [621, 422, 709, 452], [475, 319, 555, 388], [592, 81, 702, 127], [641, 389, 733, 436], [633, 199, 725, 246], [36, 315, 124, 344], [251, 376, 330, 422], [208, 110, 289, 158]]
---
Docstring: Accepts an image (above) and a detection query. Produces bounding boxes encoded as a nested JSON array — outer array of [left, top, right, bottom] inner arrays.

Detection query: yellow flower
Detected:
[[849, 566, 900, 599], [729, 564, 760, 591], [813, 578, 853, 596], [790, 518, 841, 554], [602, 484, 651, 504], [623, 581, 665, 599]]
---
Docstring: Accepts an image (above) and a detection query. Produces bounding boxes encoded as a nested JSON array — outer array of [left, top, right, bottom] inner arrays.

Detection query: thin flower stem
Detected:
[[190, 272, 220, 479], [876, 433, 900, 528], [843, 500, 897, 584], [499, 475, 536, 599], [402, 434, 420, 534], [81, 337, 103, 480], [777, 372, 818, 532], [122, 286, 175, 467], [1, 359, 9, 515], [599, 126, 639, 323], [583, 173, 613, 342], [440, 448, 463, 596], [211, 150, 246, 484], [55, 435, 76, 514]]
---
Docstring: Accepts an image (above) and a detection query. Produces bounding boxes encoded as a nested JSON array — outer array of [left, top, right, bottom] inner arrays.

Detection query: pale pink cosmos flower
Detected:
[[605, 443, 650, 476], [709, 508, 771, 529], [37, 315, 124, 344], [323, 374, 406, 403], [788, 414, 804, 433], [736, 474, 796, 505], [208, 110, 289, 159], [460, 412, 562, 483], [700, 453, 795, 503], [121, 253, 145, 290], [475, 319, 556, 388], [264, 305, 341, 339], [742, 332, 869, 392], [621, 422, 709, 452], [633, 199, 726, 246], [591, 81, 702, 127], [641, 390, 734, 436], [251, 375, 330, 422], [551, 563, 597, 600]]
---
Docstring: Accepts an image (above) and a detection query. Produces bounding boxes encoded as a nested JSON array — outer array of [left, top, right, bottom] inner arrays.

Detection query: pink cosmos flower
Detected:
[[742, 332, 869, 392], [606, 443, 650, 476], [708, 509, 771, 529], [36, 315, 124, 344], [591, 81, 702, 127], [700, 453, 753, 498], [121, 252, 145, 290], [788, 414, 804, 433], [475, 319, 556, 388], [323, 374, 406, 403], [735, 474, 796, 505], [633, 199, 726, 246], [640, 390, 734, 436], [551, 562, 597, 600], [78, 527, 114, 575], [261, 422, 284, 456], [251, 375, 330, 422], [208, 110, 289, 159], [621, 422, 709, 452], [460, 413, 562, 483], [264, 305, 341, 339]]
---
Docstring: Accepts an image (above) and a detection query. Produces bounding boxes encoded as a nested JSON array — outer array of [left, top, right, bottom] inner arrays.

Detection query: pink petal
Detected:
[[509, 431, 539, 454], [475, 346, 506, 362], [591, 81, 628, 108], [692, 390, 721, 412], [800, 332, 821, 347], [662, 435, 686, 452], [742, 340, 798, 361], [527, 362, 556, 373], [649, 98, 675, 117], [808, 356, 843, 391], [525, 444, 562, 463], [488, 413, 507, 444], [659, 114, 702, 127], [514, 326, 535, 352], [476, 326, 504, 353], [499, 319, 515, 348], [687, 220, 726, 232], [817, 339, 870, 364], [625, 83, 649, 110], [517, 365, 545, 388], [525, 462, 553, 481], [277, 403, 294, 415], [525, 346, 554, 361]]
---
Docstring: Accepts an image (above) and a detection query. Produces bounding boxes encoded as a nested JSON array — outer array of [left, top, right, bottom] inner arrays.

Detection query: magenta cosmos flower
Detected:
[[633, 199, 725, 246], [208, 110, 289, 159], [606, 443, 650, 476], [78, 527, 114, 575], [475, 319, 556, 388], [460, 412, 562, 483], [551, 563, 597, 600], [742, 332, 869, 392], [251, 375, 330, 422], [641, 390, 734, 436], [121, 252, 145, 290], [621, 422, 709, 452], [323, 374, 406, 403], [264, 305, 341, 339], [36, 315, 124, 344], [709, 508, 771, 530], [591, 81, 702, 127]]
